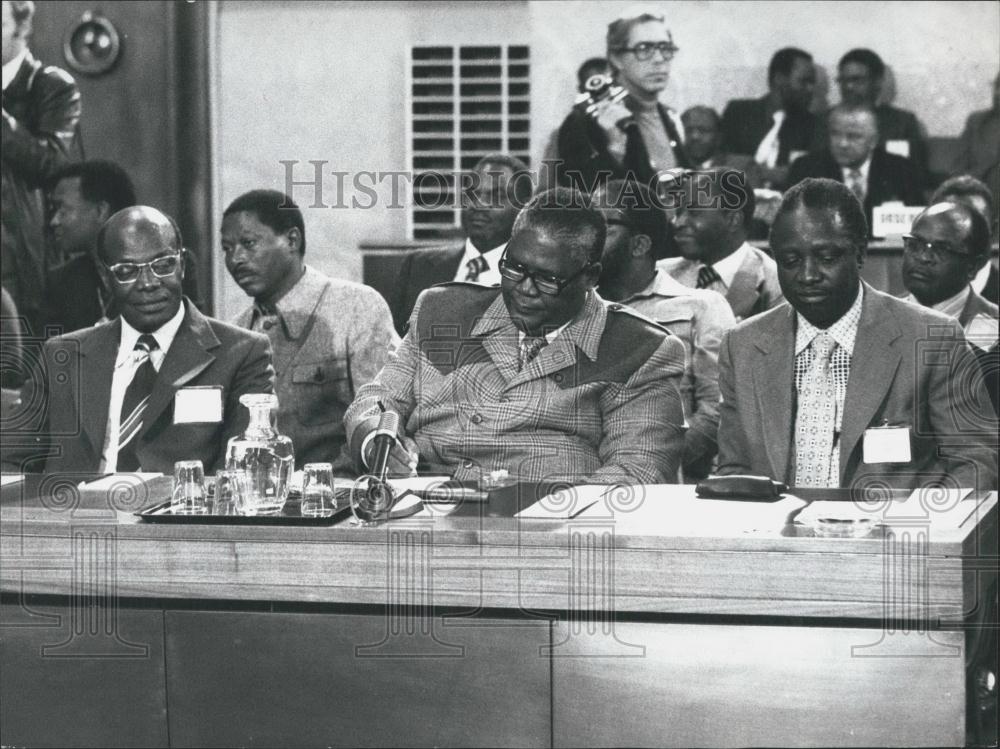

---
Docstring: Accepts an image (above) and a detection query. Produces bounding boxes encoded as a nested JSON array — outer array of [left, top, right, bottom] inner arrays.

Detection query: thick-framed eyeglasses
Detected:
[[615, 40, 678, 62], [901, 234, 970, 263], [498, 254, 593, 296], [105, 251, 183, 284]]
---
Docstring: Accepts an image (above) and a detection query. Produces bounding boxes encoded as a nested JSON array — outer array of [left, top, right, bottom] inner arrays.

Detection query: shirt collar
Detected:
[[461, 238, 507, 267], [840, 154, 872, 183], [472, 288, 606, 361], [622, 269, 696, 303], [116, 300, 186, 366], [904, 284, 971, 321], [795, 282, 864, 356], [255, 265, 326, 339], [971, 261, 992, 296], [2, 48, 28, 90], [711, 242, 752, 289]]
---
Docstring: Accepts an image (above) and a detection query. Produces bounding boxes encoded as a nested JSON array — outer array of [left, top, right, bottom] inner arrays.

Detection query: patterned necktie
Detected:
[[794, 332, 839, 488], [696, 264, 722, 289], [517, 336, 548, 371], [464, 254, 489, 282], [117, 334, 160, 472], [754, 110, 786, 168], [846, 168, 866, 204]]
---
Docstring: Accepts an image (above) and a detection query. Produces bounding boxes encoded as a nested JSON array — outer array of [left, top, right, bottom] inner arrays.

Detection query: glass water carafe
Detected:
[[225, 394, 294, 515]]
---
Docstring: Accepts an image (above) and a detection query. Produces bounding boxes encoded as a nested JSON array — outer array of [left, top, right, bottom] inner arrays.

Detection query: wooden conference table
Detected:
[[1, 475, 996, 748]]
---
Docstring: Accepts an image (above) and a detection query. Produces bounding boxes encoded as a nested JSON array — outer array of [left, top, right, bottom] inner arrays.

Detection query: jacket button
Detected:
[[471, 414, 483, 424], [263, 320, 275, 330], [553, 373, 563, 383]]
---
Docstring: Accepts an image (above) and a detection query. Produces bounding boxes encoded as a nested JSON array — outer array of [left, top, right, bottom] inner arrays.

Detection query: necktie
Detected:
[[117, 334, 160, 472], [696, 264, 722, 290], [464, 255, 489, 282], [754, 110, 786, 168], [517, 336, 548, 371], [846, 168, 866, 204], [793, 332, 839, 488]]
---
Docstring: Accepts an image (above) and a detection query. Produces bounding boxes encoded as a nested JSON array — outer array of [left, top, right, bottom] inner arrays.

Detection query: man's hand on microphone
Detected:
[[364, 434, 419, 478]]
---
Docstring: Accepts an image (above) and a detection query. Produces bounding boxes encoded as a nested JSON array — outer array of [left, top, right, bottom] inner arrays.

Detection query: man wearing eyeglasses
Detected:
[[36, 206, 274, 474], [344, 187, 686, 484], [902, 201, 998, 414], [717, 179, 997, 491], [556, 9, 688, 192]]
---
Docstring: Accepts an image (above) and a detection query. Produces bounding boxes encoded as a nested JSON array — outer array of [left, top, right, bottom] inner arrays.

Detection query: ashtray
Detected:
[[810, 516, 877, 538]]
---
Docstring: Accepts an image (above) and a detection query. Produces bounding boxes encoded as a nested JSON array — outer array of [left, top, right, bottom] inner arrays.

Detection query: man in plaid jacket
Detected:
[[344, 188, 686, 484]]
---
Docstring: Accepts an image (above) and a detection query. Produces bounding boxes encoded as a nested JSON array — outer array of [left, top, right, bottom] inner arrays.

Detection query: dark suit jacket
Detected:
[[1, 51, 81, 336], [40, 300, 274, 474], [389, 242, 465, 334], [981, 264, 999, 307], [556, 102, 689, 191], [958, 289, 999, 417], [717, 285, 998, 491], [787, 147, 924, 230], [720, 96, 817, 167]]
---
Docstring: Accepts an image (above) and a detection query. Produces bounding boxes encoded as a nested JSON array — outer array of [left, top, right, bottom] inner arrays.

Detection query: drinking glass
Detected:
[[171, 460, 207, 514], [301, 463, 337, 518], [213, 469, 249, 516]]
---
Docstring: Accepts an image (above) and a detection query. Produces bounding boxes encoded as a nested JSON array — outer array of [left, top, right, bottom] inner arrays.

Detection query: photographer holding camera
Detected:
[[556, 7, 688, 192]]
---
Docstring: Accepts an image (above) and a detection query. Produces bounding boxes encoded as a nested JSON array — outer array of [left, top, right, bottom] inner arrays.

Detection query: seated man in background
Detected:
[[682, 106, 754, 175], [39, 206, 274, 474], [659, 168, 784, 320], [43, 160, 136, 334], [390, 152, 531, 333], [787, 105, 924, 231], [717, 178, 997, 491], [930, 174, 998, 304], [344, 188, 686, 484], [223, 189, 398, 467], [593, 179, 735, 479], [952, 72, 999, 205], [828, 48, 928, 186], [902, 201, 998, 415], [721, 47, 817, 189]]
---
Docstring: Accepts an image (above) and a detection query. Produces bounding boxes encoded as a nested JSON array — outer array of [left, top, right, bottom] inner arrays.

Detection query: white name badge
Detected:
[[174, 386, 223, 424], [863, 425, 912, 464], [871, 204, 926, 238], [885, 139, 911, 159]]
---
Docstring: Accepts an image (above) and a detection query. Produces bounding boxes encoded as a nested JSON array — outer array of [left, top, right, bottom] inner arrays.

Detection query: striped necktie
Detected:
[[517, 336, 548, 371], [696, 264, 722, 289], [117, 334, 159, 472], [464, 254, 489, 282]]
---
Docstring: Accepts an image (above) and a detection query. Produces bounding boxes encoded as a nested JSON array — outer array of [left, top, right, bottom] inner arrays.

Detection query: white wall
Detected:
[[212, 0, 999, 320]]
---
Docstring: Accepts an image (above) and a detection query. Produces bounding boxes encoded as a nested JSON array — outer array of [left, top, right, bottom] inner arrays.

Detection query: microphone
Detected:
[[369, 409, 400, 482]]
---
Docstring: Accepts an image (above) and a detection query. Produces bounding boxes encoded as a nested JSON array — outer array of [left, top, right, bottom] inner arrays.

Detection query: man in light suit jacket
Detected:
[[901, 201, 999, 416], [659, 168, 784, 321], [787, 105, 924, 232], [39, 206, 274, 475], [344, 188, 686, 484], [389, 153, 531, 333], [224, 190, 398, 467], [930, 175, 999, 306], [718, 179, 997, 491]]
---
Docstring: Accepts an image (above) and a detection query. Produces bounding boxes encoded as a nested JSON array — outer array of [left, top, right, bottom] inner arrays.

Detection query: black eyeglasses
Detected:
[[498, 255, 593, 296], [105, 251, 183, 284], [901, 235, 970, 263], [615, 40, 678, 62]]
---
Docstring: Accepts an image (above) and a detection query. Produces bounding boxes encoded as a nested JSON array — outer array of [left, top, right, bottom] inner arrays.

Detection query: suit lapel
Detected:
[[726, 250, 761, 319], [138, 304, 219, 439], [838, 288, 902, 480], [78, 320, 121, 457], [751, 307, 796, 479]]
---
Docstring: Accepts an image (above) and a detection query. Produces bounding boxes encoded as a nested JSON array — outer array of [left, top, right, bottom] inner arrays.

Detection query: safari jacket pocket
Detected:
[[290, 358, 352, 426]]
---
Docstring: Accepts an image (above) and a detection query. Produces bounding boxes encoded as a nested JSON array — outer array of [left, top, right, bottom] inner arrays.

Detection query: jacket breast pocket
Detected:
[[290, 358, 352, 426]]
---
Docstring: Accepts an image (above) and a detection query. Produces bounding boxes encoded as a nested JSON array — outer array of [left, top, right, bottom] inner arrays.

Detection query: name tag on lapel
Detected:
[[174, 386, 223, 424], [863, 424, 911, 464]]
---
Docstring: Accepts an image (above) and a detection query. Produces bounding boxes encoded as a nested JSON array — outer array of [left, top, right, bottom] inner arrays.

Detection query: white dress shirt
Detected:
[[972, 262, 992, 296], [99, 306, 185, 471], [711, 242, 753, 290], [1, 48, 27, 90], [903, 284, 971, 321], [453, 239, 506, 285]]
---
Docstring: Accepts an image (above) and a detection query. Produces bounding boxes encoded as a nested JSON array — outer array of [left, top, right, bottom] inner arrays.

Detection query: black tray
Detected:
[[136, 499, 353, 525]]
